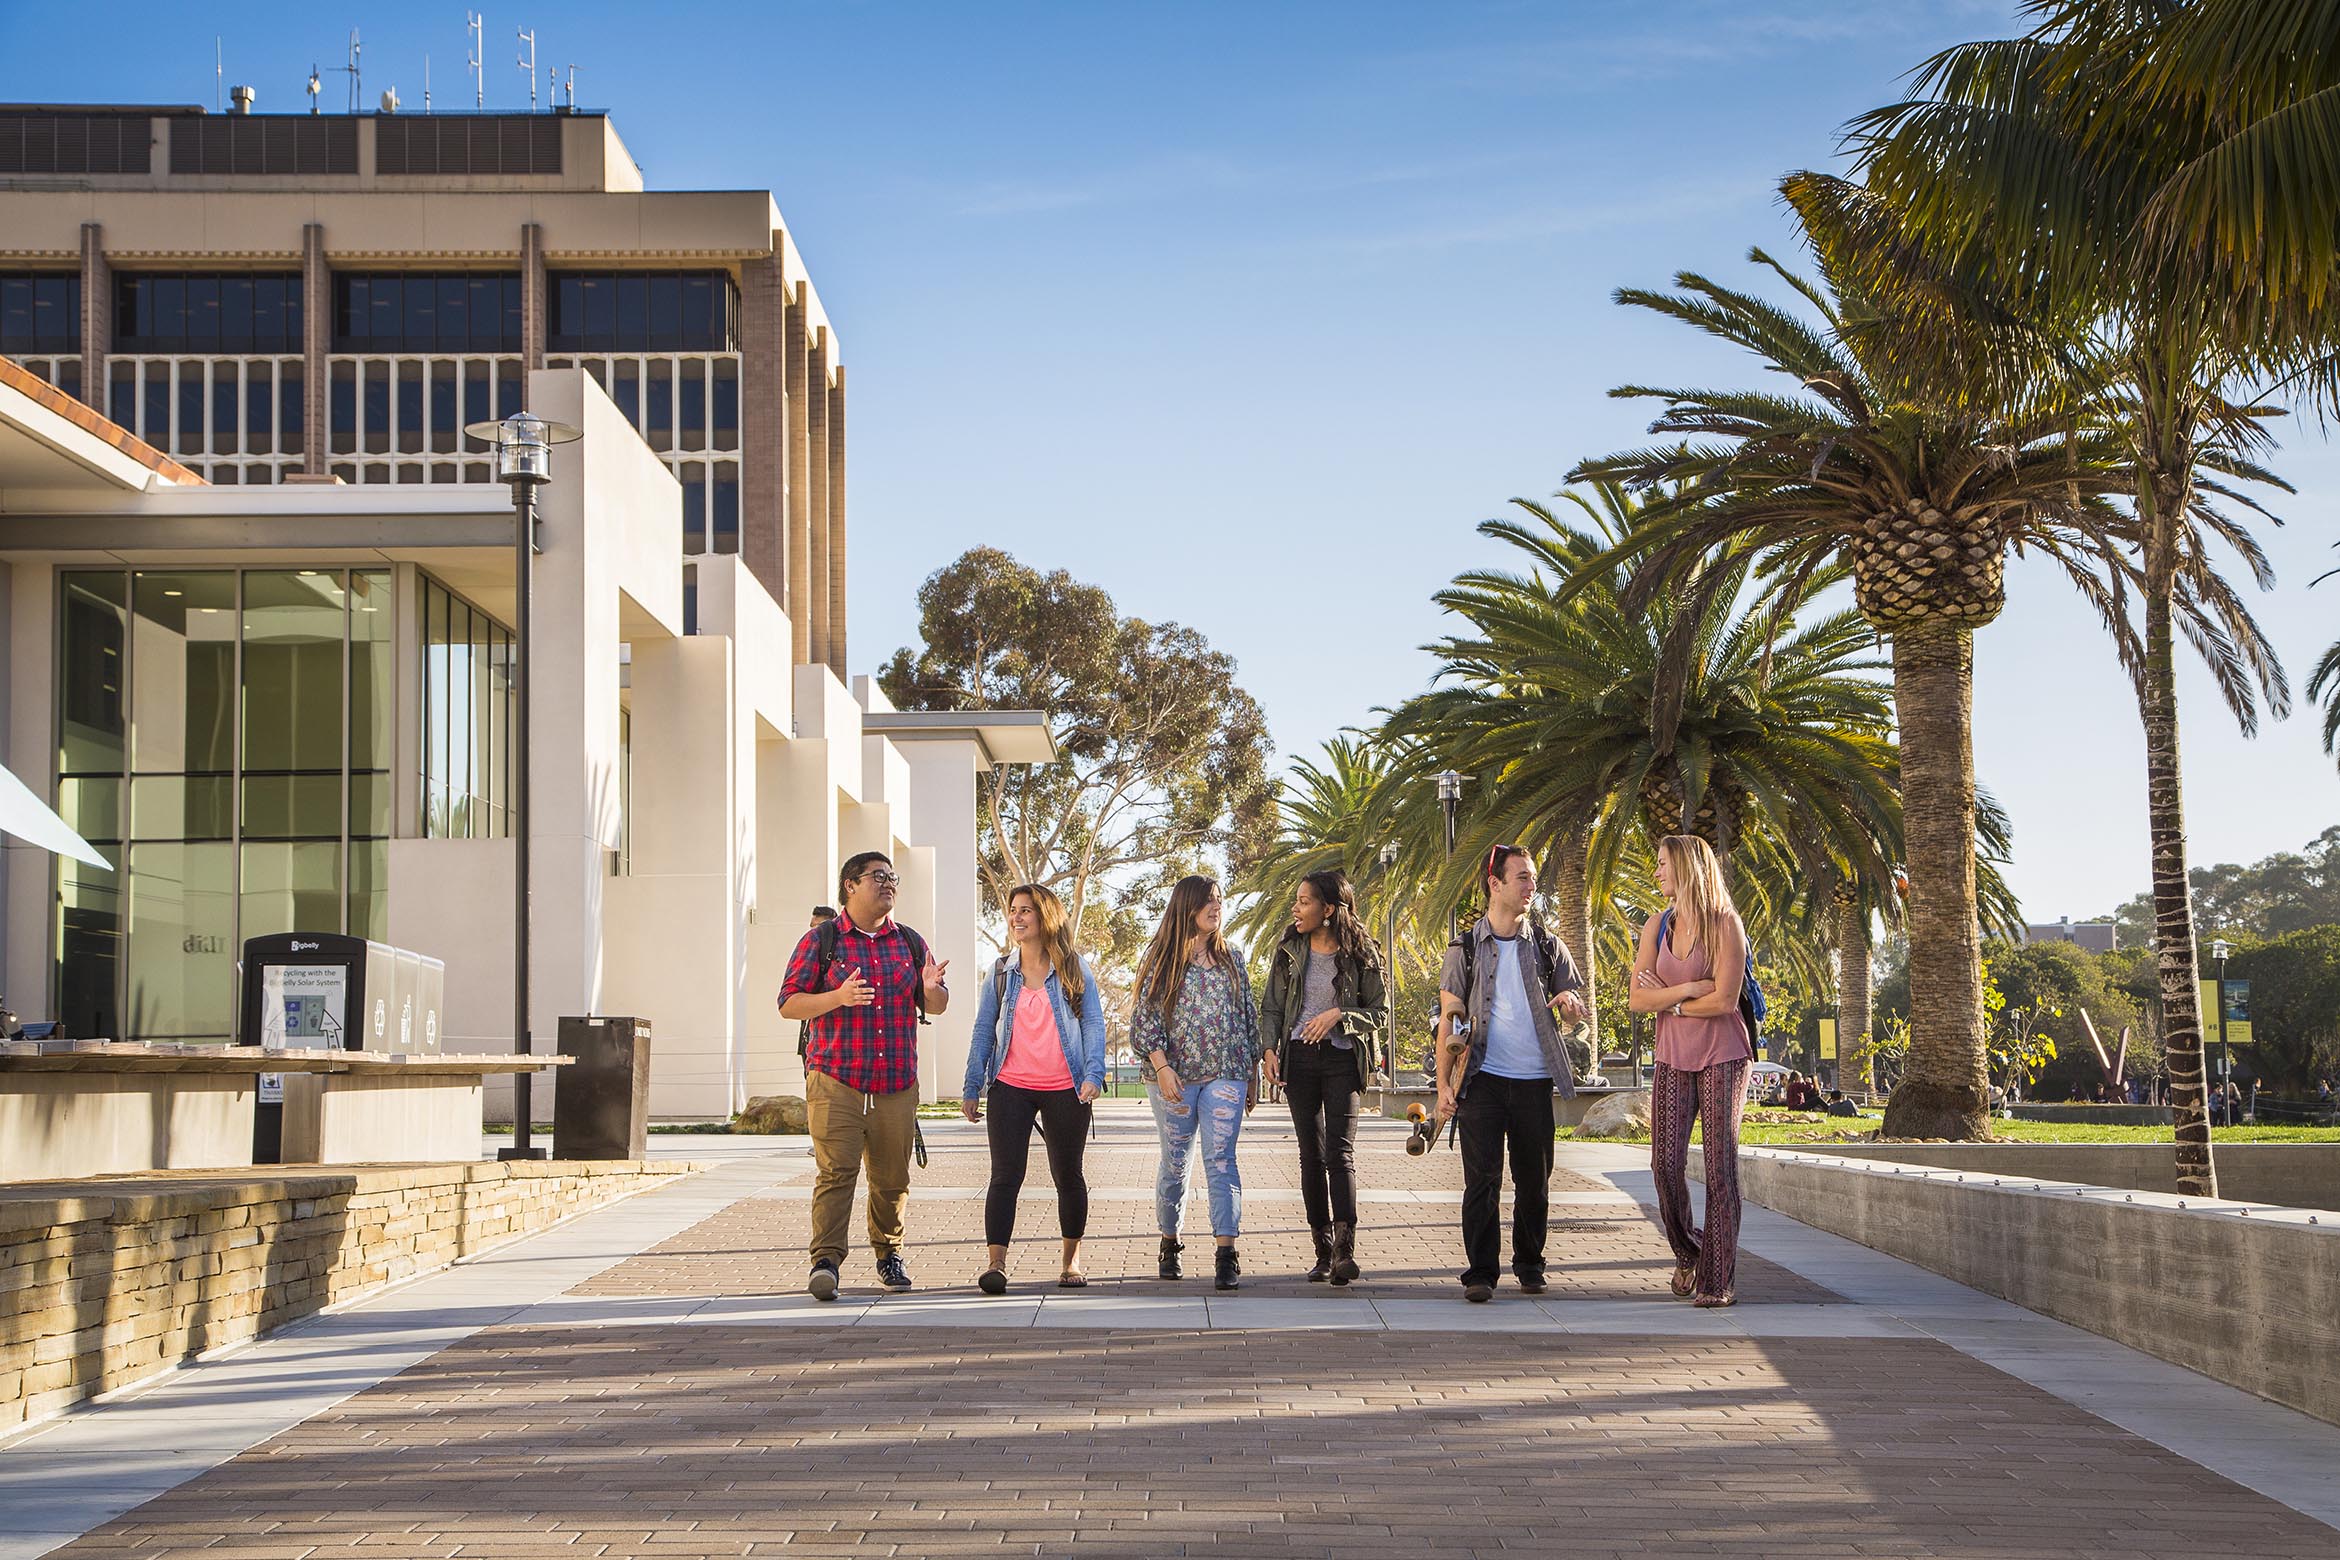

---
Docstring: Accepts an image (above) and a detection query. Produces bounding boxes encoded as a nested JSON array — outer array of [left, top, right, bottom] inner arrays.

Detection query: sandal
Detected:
[[1692, 1289, 1736, 1309], [1058, 1269, 1087, 1289], [977, 1265, 1008, 1296], [1670, 1263, 1697, 1299]]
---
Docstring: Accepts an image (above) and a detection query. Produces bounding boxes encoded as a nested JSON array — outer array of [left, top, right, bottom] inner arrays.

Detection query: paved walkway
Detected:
[[7, 1104, 2339, 1557]]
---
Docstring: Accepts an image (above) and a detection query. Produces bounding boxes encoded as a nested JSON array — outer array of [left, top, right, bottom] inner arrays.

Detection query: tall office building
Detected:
[[0, 98, 849, 668]]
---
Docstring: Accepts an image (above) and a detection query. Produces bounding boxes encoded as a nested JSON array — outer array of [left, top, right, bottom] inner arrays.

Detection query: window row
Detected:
[[679, 463, 743, 556], [420, 576, 515, 842], [334, 274, 524, 353], [328, 356, 523, 455], [548, 272, 738, 353], [114, 273, 304, 354], [552, 354, 741, 452], [0, 274, 80, 354], [105, 357, 304, 458]]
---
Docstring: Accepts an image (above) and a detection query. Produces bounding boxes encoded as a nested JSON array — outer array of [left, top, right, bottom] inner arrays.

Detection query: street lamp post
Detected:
[[1377, 840, 1399, 1075], [466, 410, 580, 1162], [2211, 936, 2232, 1101]]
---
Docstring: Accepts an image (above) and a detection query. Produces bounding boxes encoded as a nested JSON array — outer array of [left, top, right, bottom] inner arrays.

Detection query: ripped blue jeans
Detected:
[[1149, 1075, 1247, 1238]]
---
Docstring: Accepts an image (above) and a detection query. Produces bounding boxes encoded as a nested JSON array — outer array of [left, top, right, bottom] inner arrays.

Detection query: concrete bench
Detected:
[[0, 1043, 568, 1180], [1371, 1082, 1641, 1131]]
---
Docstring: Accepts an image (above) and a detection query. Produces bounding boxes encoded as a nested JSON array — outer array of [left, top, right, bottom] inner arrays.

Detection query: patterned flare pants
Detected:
[[1650, 1058, 1750, 1297]]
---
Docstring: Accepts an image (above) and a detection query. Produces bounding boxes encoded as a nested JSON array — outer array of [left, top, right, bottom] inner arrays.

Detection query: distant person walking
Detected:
[[779, 852, 950, 1301], [1435, 845, 1589, 1303], [961, 884, 1106, 1292], [1134, 875, 1264, 1292], [1633, 834, 1754, 1309], [1259, 868, 1387, 1286]]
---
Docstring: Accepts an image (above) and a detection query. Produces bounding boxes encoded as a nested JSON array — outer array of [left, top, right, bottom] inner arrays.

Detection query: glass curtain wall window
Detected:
[[419, 574, 513, 841], [113, 273, 303, 353], [53, 568, 391, 1043], [0, 272, 80, 354]]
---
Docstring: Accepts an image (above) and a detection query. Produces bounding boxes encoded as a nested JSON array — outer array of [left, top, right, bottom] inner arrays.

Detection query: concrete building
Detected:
[[2024, 917, 2120, 955], [0, 102, 1048, 1115]]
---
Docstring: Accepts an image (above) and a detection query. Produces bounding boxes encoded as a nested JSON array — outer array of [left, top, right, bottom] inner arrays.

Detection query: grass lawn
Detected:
[[1559, 1110, 2340, 1146]]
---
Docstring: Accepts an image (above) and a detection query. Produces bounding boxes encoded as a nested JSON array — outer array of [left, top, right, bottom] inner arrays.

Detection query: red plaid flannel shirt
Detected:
[[781, 913, 924, 1094]]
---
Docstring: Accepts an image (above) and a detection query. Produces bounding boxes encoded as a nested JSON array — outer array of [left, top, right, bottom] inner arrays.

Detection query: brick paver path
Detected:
[[37, 1107, 2340, 1558], [580, 1108, 1838, 1303]]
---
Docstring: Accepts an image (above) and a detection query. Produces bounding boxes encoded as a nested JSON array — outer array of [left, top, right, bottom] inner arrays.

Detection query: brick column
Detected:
[[826, 365, 847, 675], [784, 284, 812, 665], [520, 223, 546, 371], [302, 223, 329, 476], [77, 223, 107, 412], [805, 329, 831, 667], [738, 248, 788, 607]]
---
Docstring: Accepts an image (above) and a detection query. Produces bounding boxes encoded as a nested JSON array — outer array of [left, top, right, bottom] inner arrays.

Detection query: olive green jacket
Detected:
[[1257, 928, 1388, 1089]]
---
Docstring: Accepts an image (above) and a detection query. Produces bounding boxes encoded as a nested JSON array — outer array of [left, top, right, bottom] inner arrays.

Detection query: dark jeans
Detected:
[[984, 1080, 1091, 1246], [1457, 1071, 1554, 1287], [1284, 1042, 1362, 1227]]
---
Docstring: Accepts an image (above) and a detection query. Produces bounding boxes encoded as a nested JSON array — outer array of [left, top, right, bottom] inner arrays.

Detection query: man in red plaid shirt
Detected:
[[780, 850, 951, 1299]]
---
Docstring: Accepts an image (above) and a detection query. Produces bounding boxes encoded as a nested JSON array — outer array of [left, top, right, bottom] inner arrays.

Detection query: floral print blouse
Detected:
[[1132, 953, 1263, 1085]]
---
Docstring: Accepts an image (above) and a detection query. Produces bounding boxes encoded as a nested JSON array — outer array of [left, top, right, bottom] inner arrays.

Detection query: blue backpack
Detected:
[[1655, 909, 1766, 1051]]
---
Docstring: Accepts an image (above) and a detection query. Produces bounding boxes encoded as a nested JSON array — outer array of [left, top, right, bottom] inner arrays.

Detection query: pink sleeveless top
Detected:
[[1653, 917, 1752, 1071]]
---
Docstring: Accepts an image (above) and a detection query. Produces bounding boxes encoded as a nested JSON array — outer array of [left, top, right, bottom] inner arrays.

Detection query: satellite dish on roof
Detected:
[[380, 87, 400, 113]]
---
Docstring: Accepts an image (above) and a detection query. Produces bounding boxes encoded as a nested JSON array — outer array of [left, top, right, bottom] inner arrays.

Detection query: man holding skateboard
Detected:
[[1435, 844, 1588, 1302]]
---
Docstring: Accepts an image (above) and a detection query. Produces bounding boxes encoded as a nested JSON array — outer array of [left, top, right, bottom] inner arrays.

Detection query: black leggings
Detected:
[[1284, 1043, 1362, 1227], [984, 1080, 1092, 1245]]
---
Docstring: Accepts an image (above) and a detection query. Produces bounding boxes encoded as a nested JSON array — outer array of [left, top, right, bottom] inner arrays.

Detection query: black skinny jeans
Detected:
[[983, 1079, 1091, 1246], [1456, 1071, 1555, 1286], [1283, 1041, 1362, 1227]]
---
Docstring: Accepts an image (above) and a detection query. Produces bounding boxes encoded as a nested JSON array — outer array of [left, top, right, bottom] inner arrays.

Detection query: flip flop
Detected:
[[1058, 1270, 1087, 1288]]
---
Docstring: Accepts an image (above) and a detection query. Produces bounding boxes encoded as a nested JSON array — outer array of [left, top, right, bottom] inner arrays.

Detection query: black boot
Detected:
[[1330, 1220, 1360, 1287], [1158, 1237, 1184, 1280], [1306, 1226, 1333, 1282], [1214, 1244, 1241, 1291]]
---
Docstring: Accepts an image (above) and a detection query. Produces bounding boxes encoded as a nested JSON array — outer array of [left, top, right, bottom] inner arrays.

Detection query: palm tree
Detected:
[[1227, 734, 1389, 954], [1568, 240, 2151, 1140], [1851, 6, 2305, 1191], [1377, 482, 1906, 1060]]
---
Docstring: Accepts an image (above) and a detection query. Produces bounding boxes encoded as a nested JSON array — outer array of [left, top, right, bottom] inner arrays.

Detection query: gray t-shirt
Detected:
[[1292, 948, 1350, 1051]]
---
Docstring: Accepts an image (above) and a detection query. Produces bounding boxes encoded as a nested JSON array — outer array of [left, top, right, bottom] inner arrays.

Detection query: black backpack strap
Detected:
[[899, 924, 933, 1026]]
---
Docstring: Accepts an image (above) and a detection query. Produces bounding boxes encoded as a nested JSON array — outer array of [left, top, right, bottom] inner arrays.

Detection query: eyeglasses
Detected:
[[858, 870, 903, 888]]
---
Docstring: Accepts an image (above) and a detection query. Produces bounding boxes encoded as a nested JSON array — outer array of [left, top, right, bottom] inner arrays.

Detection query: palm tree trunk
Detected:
[[1878, 619, 1990, 1140], [1548, 825, 1597, 1060], [1836, 885, 1874, 1098], [2141, 580, 2218, 1197]]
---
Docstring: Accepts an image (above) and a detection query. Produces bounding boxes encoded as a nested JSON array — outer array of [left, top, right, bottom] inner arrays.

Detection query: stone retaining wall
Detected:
[[1697, 1146, 2340, 1426], [0, 1158, 693, 1434]]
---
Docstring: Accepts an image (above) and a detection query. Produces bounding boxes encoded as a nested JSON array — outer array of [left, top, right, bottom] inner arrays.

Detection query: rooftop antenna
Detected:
[[330, 29, 362, 114], [379, 87, 401, 114], [466, 12, 484, 108], [215, 37, 223, 112], [424, 55, 431, 113], [563, 64, 577, 109], [516, 26, 537, 110], [306, 64, 322, 114]]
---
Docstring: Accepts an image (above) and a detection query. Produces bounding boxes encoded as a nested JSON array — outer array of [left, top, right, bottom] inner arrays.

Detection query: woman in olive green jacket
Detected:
[[1259, 868, 1387, 1286]]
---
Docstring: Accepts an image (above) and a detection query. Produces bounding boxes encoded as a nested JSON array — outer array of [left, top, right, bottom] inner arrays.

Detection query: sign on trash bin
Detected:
[[239, 932, 447, 1161]]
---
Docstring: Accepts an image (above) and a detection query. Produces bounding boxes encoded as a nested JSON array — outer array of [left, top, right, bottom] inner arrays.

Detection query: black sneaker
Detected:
[[1514, 1270, 1548, 1295], [1463, 1282, 1495, 1304], [807, 1259, 840, 1301], [1214, 1245, 1241, 1292], [876, 1253, 913, 1292]]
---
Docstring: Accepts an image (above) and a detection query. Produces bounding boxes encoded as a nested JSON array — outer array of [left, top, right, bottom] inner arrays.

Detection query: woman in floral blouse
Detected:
[[1132, 874, 1264, 1291]]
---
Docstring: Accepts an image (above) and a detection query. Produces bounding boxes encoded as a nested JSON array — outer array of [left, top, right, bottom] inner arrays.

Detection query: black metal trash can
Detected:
[[553, 1015, 652, 1159]]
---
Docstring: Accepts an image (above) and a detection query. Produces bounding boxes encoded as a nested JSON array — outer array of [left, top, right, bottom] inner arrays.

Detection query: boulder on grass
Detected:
[[736, 1094, 809, 1134], [1576, 1089, 1653, 1139]]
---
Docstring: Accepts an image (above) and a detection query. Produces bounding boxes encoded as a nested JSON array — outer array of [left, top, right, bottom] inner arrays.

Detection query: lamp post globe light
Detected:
[[464, 412, 582, 1161], [1377, 840, 1400, 1075]]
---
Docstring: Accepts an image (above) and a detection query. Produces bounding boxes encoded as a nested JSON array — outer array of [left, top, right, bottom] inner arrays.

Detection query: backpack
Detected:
[[795, 918, 933, 1057], [1655, 908, 1766, 1049]]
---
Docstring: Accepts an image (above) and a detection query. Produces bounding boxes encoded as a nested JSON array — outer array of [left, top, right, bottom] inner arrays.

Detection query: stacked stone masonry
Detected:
[[0, 1158, 692, 1433]]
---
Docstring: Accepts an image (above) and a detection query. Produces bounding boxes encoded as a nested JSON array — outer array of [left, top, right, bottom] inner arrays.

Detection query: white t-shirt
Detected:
[[1479, 935, 1548, 1081]]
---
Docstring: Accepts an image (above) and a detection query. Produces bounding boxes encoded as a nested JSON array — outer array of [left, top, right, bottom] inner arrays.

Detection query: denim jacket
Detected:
[[962, 954, 1109, 1097]]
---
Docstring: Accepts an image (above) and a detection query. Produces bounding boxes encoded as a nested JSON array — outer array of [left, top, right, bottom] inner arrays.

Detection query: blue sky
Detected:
[[7, 0, 2337, 922]]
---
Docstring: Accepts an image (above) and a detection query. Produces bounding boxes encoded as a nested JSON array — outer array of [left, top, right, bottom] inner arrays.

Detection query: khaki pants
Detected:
[[806, 1070, 918, 1266]]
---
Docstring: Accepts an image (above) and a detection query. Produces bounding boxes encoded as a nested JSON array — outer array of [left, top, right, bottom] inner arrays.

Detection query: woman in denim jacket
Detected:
[[961, 882, 1107, 1291]]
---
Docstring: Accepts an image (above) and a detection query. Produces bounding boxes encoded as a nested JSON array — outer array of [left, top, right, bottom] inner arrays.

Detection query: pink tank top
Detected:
[[1653, 917, 1752, 1071], [996, 985, 1074, 1091]]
